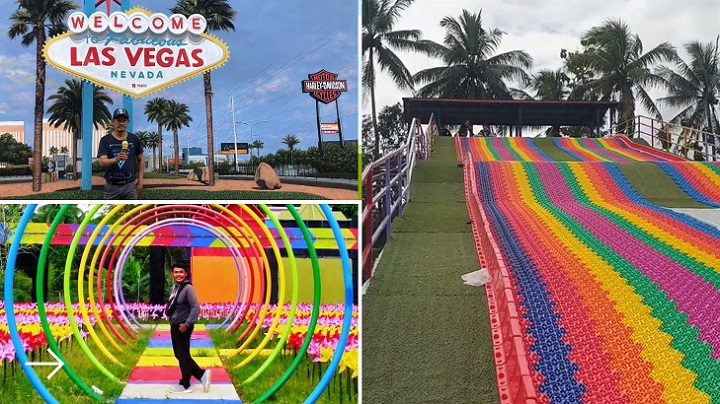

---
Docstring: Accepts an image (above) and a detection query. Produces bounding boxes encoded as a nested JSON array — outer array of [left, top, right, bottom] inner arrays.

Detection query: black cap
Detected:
[[113, 108, 129, 119]]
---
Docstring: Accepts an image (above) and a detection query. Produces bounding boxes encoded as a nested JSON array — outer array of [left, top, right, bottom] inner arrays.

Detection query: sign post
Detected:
[[48, 3, 230, 190], [302, 70, 347, 154]]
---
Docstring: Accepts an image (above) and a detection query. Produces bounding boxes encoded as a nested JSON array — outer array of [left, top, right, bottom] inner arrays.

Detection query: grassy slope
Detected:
[[533, 138, 706, 208], [362, 137, 498, 404]]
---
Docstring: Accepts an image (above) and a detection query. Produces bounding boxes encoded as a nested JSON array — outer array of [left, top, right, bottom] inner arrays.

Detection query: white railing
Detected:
[[361, 114, 436, 284], [614, 116, 720, 162]]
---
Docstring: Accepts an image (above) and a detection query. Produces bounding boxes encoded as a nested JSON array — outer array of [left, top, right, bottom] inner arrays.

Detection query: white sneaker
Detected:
[[200, 370, 211, 393], [168, 384, 192, 394]]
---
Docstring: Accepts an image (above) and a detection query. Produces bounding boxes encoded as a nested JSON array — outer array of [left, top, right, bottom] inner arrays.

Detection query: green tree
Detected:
[[31, 204, 83, 224], [0, 205, 26, 277], [251, 140, 264, 159], [146, 131, 160, 172], [49, 146, 58, 157], [363, 0, 428, 159], [414, 10, 532, 99], [361, 102, 408, 162], [573, 19, 676, 134], [281, 134, 301, 163], [655, 39, 720, 131], [47, 79, 112, 179], [162, 100, 193, 176], [145, 97, 169, 172], [171, 0, 237, 186], [8, 0, 78, 192], [0, 133, 32, 164]]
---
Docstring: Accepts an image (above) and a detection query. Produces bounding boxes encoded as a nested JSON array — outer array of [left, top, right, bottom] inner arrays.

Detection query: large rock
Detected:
[[255, 162, 282, 189], [187, 167, 209, 184]]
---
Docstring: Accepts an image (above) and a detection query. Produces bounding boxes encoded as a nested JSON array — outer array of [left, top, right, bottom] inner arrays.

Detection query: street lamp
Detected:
[[237, 120, 269, 162]]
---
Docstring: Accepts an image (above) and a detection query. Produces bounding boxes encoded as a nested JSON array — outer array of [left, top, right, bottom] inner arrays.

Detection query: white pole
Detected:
[[231, 94, 238, 173]]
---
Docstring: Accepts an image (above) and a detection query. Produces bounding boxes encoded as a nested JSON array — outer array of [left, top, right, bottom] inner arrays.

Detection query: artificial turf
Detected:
[[362, 137, 499, 404]]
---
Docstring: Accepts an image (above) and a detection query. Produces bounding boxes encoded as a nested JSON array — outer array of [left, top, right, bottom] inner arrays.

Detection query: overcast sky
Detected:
[[0, 0, 358, 156], [364, 0, 720, 132]]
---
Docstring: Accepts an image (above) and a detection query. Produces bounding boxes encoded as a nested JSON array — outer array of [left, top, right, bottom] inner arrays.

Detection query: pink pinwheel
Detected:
[[0, 342, 15, 362]]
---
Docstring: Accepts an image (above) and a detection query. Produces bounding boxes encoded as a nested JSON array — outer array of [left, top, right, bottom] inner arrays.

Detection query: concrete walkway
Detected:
[[116, 324, 242, 403]]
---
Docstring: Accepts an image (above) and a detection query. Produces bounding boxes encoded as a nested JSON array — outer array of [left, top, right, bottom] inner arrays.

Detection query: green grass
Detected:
[[11, 190, 329, 200], [0, 326, 151, 403], [615, 163, 709, 208], [363, 136, 499, 404], [208, 327, 357, 404], [532, 138, 578, 161]]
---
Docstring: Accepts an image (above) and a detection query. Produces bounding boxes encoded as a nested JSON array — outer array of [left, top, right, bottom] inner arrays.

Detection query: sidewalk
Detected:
[[116, 324, 242, 403]]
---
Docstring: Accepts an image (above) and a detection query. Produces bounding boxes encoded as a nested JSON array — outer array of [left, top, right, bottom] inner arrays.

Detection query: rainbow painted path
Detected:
[[459, 136, 720, 403], [116, 324, 242, 403]]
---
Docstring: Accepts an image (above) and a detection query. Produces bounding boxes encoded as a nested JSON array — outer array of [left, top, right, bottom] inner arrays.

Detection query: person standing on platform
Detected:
[[97, 108, 145, 199]]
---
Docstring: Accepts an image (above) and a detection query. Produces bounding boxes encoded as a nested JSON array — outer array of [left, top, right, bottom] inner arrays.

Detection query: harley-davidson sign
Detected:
[[44, 7, 229, 97], [302, 70, 347, 104]]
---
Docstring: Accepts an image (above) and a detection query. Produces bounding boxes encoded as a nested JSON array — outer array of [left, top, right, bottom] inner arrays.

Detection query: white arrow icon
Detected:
[[25, 349, 65, 379]]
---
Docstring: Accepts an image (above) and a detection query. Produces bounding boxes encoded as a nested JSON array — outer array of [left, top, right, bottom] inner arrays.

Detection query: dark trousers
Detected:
[[170, 323, 205, 388]]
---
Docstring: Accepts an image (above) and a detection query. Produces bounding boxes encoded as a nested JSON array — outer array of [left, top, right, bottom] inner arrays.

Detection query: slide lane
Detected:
[[474, 161, 718, 403], [657, 163, 720, 207]]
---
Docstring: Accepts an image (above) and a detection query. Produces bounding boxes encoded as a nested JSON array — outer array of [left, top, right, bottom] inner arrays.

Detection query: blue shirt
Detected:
[[97, 133, 144, 181]]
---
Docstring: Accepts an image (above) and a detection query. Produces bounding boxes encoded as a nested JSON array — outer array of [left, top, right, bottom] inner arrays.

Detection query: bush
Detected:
[[307, 143, 357, 179]]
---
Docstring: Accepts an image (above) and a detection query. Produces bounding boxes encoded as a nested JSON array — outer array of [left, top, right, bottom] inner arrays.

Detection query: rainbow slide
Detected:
[[458, 136, 720, 404]]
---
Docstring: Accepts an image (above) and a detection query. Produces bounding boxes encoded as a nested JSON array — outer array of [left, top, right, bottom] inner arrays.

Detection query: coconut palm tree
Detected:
[[363, 0, 429, 159], [49, 146, 58, 157], [162, 100, 192, 176], [281, 134, 301, 163], [170, 0, 237, 186], [8, 0, 78, 191], [655, 39, 720, 132], [144, 97, 169, 173], [573, 19, 676, 134], [413, 10, 532, 100], [47, 79, 112, 179]]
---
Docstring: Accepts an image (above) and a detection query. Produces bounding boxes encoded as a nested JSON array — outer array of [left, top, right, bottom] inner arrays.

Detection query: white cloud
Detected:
[[365, 0, 720, 123]]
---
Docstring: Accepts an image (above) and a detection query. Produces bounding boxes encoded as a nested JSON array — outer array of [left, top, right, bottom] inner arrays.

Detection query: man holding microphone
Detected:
[[97, 108, 145, 199]]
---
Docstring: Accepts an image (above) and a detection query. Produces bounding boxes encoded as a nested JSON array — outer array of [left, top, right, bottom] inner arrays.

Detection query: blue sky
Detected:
[[0, 0, 359, 158]]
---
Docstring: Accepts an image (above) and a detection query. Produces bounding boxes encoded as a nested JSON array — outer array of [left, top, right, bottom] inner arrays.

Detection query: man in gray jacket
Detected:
[[165, 262, 211, 394]]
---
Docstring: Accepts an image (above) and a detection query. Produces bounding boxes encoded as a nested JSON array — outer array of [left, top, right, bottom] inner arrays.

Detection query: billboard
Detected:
[[220, 142, 249, 155], [321, 122, 339, 135], [44, 8, 230, 98]]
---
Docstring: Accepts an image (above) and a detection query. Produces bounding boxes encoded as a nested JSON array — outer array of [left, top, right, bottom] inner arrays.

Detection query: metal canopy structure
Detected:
[[403, 98, 620, 136]]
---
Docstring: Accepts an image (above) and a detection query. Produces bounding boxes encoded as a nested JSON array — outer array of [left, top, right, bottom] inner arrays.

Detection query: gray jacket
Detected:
[[169, 282, 200, 326]]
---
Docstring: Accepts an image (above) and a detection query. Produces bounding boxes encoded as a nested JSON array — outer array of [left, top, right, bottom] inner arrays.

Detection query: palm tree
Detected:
[[47, 79, 112, 179], [145, 97, 169, 173], [281, 134, 301, 163], [363, 0, 429, 159], [49, 146, 58, 157], [162, 100, 192, 176], [655, 38, 720, 132], [251, 140, 264, 159], [413, 10, 532, 100], [146, 131, 160, 172], [170, 0, 237, 186], [59, 146, 68, 173], [573, 19, 676, 134], [8, 0, 78, 191]]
